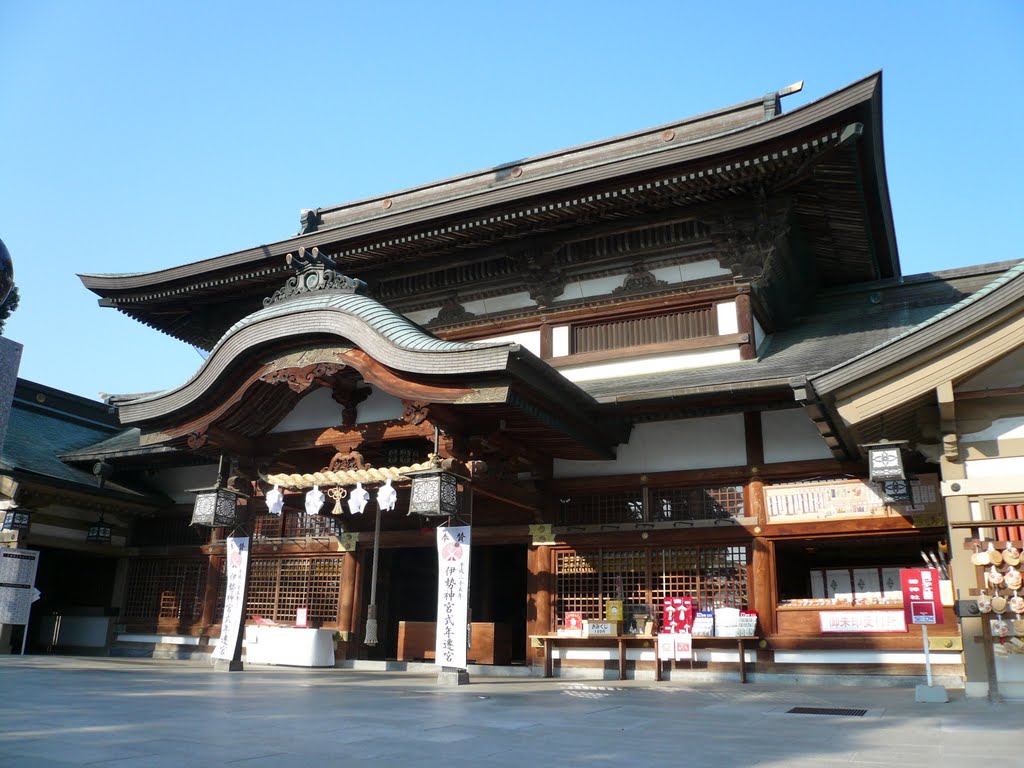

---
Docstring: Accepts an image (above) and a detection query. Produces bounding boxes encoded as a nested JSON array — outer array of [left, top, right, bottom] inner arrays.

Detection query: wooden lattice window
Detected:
[[222, 557, 345, 625], [555, 545, 749, 625], [283, 512, 339, 538], [650, 546, 749, 611], [122, 558, 207, 622], [560, 485, 744, 525], [251, 513, 284, 540], [650, 485, 745, 522], [572, 306, 716, 354], [559, 491, 644, 525]]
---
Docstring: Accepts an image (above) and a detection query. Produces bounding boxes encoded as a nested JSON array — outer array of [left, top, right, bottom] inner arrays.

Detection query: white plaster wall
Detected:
[[148, 464, 218, 504], [476, 330, 542, 357], [358, 387, 406, 423], [761, 408, 834, 463], [269, 388, 340, 433], [716, 301, 738, 335], [403, 309, 436, 325], [552, 325, 570, 357], [557, 274, 626, 302], [553, 415, 746, 477], [961, 417, 1024, 444], [559, 347, 740, 384], [965, 456, 1024, 479]]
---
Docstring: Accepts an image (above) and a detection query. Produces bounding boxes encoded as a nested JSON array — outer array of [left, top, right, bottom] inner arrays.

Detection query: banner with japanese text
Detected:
[[0, 548, 39, 625], [212, 536, 250, 661], [435, 526, 470, 669]]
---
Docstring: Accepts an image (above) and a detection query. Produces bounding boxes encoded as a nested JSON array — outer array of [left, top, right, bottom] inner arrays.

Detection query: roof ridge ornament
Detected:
[[263, 247, 368, 307]]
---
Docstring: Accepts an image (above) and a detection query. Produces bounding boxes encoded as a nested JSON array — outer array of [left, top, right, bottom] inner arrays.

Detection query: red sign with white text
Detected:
[[662, 596, 694, 634], [900, 568, 943, 625]]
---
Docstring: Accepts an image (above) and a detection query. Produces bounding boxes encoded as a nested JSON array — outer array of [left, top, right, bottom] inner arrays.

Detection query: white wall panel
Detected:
[[716, 301, 738, 335], [762, 408, 833, 463], [269, 388, 339, 433], [559, 348, 740, 384], [553, 415, 746, 477]]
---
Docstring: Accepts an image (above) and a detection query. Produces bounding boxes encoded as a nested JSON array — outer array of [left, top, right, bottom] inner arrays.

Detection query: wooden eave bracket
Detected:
[[790, 376, 857, 460]]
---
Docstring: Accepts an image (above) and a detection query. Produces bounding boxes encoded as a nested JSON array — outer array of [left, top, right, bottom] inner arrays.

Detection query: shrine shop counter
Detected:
[[530, 635, 759, 683], [243, 626, 336, 667]]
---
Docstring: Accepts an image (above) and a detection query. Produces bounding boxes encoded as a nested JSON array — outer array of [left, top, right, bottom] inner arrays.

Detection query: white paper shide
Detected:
[[435, 526, 471, 669]]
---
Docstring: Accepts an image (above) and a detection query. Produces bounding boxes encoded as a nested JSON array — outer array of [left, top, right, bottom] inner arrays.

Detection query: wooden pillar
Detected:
[[199, 555, 223, 633], [526, 545, 554, 664], [336, 552, 357, 658], [735, 292, 756, 360], [539, 322, 553, 360], [750, 536, 776, 637], [937, 382, 991, 697]]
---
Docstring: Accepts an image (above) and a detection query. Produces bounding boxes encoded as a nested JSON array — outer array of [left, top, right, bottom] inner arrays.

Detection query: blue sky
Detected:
[[1, 1, 1022, 401]]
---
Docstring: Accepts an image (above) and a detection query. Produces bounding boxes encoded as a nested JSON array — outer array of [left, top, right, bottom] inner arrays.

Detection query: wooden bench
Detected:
[[531, 634, 759, 682]]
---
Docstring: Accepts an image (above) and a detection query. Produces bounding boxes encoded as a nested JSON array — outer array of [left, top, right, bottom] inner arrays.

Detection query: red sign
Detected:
[[662, 596, 694, 634], [564, 612, 584, 630], [900, 568, 944, 625]]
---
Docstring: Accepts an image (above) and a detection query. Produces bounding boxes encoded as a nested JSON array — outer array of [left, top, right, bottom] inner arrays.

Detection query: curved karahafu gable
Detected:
[[111, 289, 622, 460]]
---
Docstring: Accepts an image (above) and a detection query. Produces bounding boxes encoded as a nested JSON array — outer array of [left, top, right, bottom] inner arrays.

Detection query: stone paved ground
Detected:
[[0, 656, 1004, 767]]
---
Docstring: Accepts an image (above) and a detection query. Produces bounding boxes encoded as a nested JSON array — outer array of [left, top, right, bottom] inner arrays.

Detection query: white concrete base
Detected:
[[437, 667, 470, 686], [915, 684, 949, 703]]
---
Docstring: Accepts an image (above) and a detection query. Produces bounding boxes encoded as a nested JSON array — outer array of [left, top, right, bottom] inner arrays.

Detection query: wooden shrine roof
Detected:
[[80, 73, 897, 350], [106, 288, 625, 461]]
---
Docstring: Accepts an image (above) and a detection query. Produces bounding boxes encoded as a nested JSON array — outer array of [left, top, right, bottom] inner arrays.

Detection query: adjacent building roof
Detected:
[[0, 380, 170, 504]]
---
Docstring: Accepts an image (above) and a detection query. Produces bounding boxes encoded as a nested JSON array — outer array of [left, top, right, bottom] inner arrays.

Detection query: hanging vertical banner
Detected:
[[212, 536, 250, 661], [0, 548, 39, 625], [435, 525, 471, 669]]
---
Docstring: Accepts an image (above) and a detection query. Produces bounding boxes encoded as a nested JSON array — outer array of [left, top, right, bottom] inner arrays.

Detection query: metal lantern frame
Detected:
[[187, 453, 249, 528], [863, 440, 908, 483], [190, 487, 247, 528], [86, 513, 113, 544], [1, 509, 31, 531], [407, 467, 462, 519]]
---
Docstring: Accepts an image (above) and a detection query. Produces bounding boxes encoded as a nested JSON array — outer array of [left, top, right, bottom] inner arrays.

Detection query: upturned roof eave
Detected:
[[79, 73, 884, 297]]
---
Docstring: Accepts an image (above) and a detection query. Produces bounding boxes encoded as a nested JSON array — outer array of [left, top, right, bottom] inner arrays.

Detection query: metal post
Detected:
[[364, 500, 383, 645], [922, 624, 933, 687]]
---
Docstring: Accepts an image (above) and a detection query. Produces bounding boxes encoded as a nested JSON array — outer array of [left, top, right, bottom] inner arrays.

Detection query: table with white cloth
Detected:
[[243, 626, 336, 667]]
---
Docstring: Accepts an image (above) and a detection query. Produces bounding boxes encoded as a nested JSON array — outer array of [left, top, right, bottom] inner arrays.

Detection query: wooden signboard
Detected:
[[765, 475, 941, 524]]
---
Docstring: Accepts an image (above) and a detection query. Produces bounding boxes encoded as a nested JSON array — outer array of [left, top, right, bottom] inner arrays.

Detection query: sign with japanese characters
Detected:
[[662, 596, 694, 634], [818, 610, 907, 633], [0, 548, 39, 625], [435, 526, 471, 669], [764, 475, 941, 523], [212, 536, 250, 660], [657, 632, 693, 661], [900, 567, 944, 625]]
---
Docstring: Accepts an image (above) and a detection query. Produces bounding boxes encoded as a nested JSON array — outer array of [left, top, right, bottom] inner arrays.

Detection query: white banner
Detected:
[[435, 526, 471, 669], [212, 536, 250, 661], [0, 548, 39, 625]]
